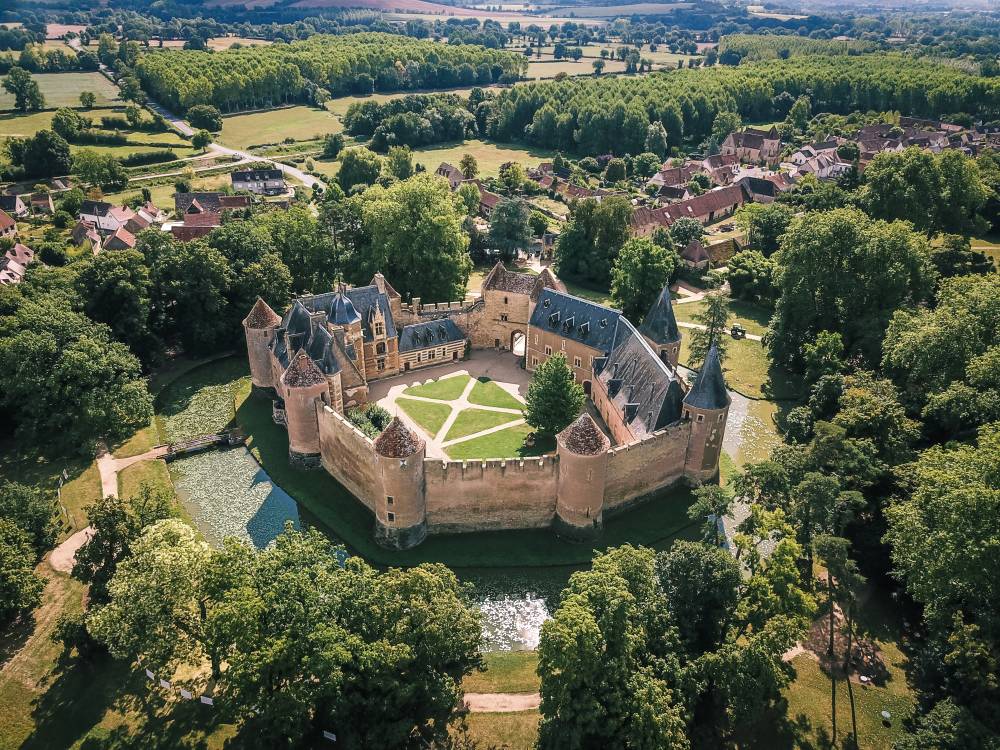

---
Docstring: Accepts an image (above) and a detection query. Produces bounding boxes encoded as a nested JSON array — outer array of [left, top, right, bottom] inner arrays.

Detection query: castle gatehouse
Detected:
[[243, 263, 730, 549]]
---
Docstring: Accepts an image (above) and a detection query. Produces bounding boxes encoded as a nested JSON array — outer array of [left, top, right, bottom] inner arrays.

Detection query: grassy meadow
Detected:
[[0, 72, 119, 110]]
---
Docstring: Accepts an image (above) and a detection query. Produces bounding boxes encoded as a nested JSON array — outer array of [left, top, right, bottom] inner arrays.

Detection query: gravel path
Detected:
[[464, 693, 541, 712]]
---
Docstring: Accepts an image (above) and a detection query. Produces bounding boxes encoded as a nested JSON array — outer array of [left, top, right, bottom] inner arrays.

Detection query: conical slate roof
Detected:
[[684, 344, 731, 410], [374, 418, 421, 458], [559, 414, 610, 455], [282, 349, 327, 388], [330, 285, 361, 325], [244, 297, 281, 329], [638, 286, 680, 345]]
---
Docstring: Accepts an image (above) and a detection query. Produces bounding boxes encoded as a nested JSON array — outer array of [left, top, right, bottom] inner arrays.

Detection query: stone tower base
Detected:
[[552, 513, 602, 542], [288, 449, 322, 469], [375, 520, 428, 550]]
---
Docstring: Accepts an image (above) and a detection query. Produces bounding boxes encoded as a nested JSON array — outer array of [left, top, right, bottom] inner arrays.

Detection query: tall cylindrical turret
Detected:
[[243, 297, 281, 396], [682, 344, 731, 484], [554, 414, 610, 541], [373, 418, 427, 549], [280, 350, 329, 468]]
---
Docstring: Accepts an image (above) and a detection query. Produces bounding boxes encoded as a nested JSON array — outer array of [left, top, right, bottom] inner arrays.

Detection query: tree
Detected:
[[488, 198, 532, 261], [592, 58, 605, 74], [644, 121, 669, 159], [73, 485, 175, 603], [88, 519, 222, 676], [0, 520, 43, 626], [633, 152, 661, 179], [459, 153, 479, 178], [802, 331, 845, 387], [117, 75, 143, 103], [860, 148, 990, 237], [186, 104, 223, 132], [351, 174, 471, 301], [711, 110, 741, 143], [689, 292, 730, 366], [499, 161, 525, 193], [386, 145, 414, 180], [0, 296, 153, 454], [72, 149, 128, 191], [726, 250, 775, 303], [338, 147, 383, 192], [735, 202, 793, 256], [79, 90, 96, 108], [929, 234, 995, 279], [321, 132, 345, 159], [688, 484, 733, 547], [191, 129, 211, 152], [604, 157, 626, 183], [525, 352, 585, 435], [0, 480, 57, 558], [788, 95, 811, 131], [669, 216, 704, 249], [554, 196, 632, 286], [456, 181, 481, 216], [529, 211, 549, 238], [2, 66, 44, 111], [259, 206, 337, 295], [75, 249, 158, 362], [770, 208, 935, 369], [124, 104, 143, 129], [51, 107, 88, 141], [610, 237, 678, 321], [7, 130, 72, 178]]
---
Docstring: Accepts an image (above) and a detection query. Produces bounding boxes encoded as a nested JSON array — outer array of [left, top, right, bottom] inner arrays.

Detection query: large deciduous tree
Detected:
[[0, 480, 58, 558], [488, 198, 532, 261], [554, 196, 632, 287], [525, 352, 586, 436], [2, 66, 44, 111], [611, 237, 678, 322], [0, 519, 44, 627]]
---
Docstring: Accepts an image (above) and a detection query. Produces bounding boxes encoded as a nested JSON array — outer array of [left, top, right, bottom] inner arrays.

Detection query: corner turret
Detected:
[[243, 297, 281, 396], [280, 349, 330, 468], [554, 414, 610, 540], [682, 344, 730, 483], [373, 418, 427, 549], [638, 285, 681, 368]]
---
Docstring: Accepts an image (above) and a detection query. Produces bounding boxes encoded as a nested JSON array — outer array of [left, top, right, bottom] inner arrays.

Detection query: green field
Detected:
[[444, 408, 521, 442], [468, 379, 524, 410], [526, 58, 627, 78], [445, 423, 543, 460], [0, 106, 120, 137], [396, 397, 453, 438], [217, 105, 342, 150], [0, 72, 120, 110], [412, 139, 556, 178], [463, 651, 540, 693]]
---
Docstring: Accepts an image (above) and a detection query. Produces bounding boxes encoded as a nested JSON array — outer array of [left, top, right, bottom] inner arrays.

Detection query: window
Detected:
[[683, 409, 690, 420], [544, 345, 552, 355], [387, 512, 395, 523], [500, 313, 508, 322], [375, 322, 384, 336], [718, 413, 725, 422], [532, 357, 539, 367], [503, 296, 508, 304], [561, 339, 566, 351], [386, 496, 394, 506], [574, 356, 581, 368], [376, 341, 386, 355], [697, 414, 704, 423], [377, 358, 385, 371], [429, 350, 436, 360], [534, 334, 538, 344]]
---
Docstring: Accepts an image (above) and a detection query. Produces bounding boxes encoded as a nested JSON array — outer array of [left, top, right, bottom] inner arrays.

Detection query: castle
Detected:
[[243, 263, 730, 550]]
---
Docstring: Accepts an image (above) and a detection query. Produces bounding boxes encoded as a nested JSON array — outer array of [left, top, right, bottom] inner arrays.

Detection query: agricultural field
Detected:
[[411, 139, 555, 177], [0, 107, 117, 137], [217, 105, 342, 149], [526, 58, 626, 78], [0, 72, 120, 110], [207, 35, 273, 50]]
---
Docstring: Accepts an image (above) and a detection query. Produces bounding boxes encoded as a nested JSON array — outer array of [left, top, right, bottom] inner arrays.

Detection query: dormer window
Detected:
[[600, 318, 608, 328], [375, 322, 384, 336]]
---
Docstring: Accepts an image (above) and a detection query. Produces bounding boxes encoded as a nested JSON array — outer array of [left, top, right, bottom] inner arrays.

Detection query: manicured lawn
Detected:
[[462, 711, 540, 750], [468, 379, 524, 410], [411, 139, 556, 178], [0, 72, 119, 110], [559, 278, 613, 307], [444, 408, 521, 442], [396, 397, 453, 438], [403, 373, 471, 401], [463, 651, 540, 694], [445, 423, 546, 461], [117, 458, 173, 500], [673, 297, 773, 337], [217, 105, 342, 150], [680, 335, 801, 401]]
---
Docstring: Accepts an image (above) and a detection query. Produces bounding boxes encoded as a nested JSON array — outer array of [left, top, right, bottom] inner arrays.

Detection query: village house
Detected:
[[71, 220, 103, 252], [0, 209, 16, 240], [435, 162, 466, 190], [679, 240, 710, 270], [0, 243, 33, 286], [631, 183, 749, 237], [30, 192, 54, 215], [104, 226, 137, 250], [720, 126, 782, 165], [170, 192, 251, 241], [79, 200, 137, 234], [0, 195, 28, 218], [231, 168, 287, 196]]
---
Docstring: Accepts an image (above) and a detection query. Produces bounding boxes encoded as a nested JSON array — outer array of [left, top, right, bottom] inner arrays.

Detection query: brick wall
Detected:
[[317, 405, 379, 511], [603, 422, 690, 512]]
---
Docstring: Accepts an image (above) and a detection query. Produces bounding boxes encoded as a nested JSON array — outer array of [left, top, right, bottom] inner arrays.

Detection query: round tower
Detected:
[[243, 297, 281, 397], [373, 418, 427, 550], [280, 350, 329, 468], [682, 344, 731, 484], [554, 414, 611, 541]]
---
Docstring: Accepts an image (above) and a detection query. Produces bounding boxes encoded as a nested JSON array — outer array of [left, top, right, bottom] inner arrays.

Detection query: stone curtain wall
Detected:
[[603, 423, 691, 513], [424, 456, 559, 533], [318, 405, 379, 512]]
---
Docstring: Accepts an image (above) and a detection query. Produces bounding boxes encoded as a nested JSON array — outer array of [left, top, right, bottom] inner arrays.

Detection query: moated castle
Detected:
[[243, 263, 730, 550]]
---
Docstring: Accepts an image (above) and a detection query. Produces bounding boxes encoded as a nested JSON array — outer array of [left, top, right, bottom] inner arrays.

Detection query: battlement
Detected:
[[425, 454, 559, 481]]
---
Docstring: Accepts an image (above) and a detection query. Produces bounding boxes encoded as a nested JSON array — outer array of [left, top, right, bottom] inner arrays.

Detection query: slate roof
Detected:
[[483, 262, 536, 294], [305, 323, 340, 375], [398, 318, 465, 353], [529, 267, 566, 302], [232, 169, 284, 182], [684, 344, 730, 410], [175, 192, 250, 215], [594, 317, 684, 437], [0, 196, 25, 214], [560, 414, 609, 455], [375, 418, 420, 457], [79, 200, 112, 217], [297, 285, 398, 343], [638, 286, 680, 345], [529, 288, 622, 353]]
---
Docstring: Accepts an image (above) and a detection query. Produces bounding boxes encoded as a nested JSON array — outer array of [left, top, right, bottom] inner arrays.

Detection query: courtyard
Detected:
[[371, 353, 552, 460]]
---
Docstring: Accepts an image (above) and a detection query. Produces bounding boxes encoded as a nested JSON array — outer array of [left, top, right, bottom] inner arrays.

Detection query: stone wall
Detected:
[[317, 405, 378, 511], [603, 422, 691, 512], [424, 456, 558, 533]]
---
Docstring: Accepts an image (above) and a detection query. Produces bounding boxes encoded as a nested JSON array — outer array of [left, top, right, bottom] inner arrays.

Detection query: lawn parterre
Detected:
[[396, 397, 453, 437], [445, 423, 541, 461], [468, 379, 524, 410], [403, 373, 471, 401], [444, 408, 522, 442]]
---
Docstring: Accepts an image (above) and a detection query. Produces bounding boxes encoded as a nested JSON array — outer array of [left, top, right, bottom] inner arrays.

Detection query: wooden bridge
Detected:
[[163, 430, 245, 461]]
